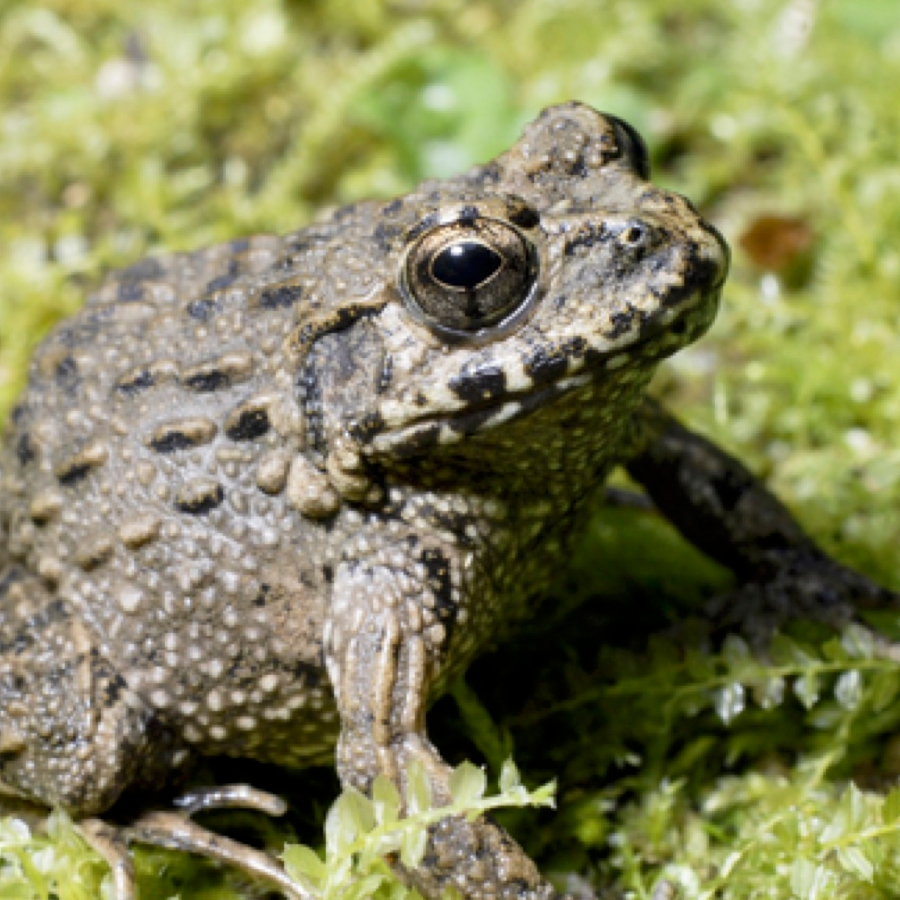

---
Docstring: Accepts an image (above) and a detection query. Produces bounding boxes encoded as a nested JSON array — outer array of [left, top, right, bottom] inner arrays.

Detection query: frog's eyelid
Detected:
[[604, 114, 651, 180]]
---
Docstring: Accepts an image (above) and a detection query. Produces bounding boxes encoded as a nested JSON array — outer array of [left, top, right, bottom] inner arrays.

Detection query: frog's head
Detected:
[[297, 103, 728, 470]]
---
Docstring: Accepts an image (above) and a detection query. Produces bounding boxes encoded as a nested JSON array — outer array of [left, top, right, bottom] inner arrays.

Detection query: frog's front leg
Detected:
[[624, 399, 899, 641], [326, 555, 562, 900]]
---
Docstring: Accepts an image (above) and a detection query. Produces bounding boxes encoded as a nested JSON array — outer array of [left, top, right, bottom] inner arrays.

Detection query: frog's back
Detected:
[[0, 221, 388, 767]]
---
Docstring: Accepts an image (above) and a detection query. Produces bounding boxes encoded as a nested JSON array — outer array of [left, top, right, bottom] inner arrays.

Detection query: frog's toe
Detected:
[[83, 785, 308, 900], [707, 550, 900, 647], [172, 783, 287, 817], [125, 807, 309, 900], [79, 818, 136, 900]]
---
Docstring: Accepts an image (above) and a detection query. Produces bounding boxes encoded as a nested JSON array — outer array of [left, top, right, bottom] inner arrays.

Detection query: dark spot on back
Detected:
[[58, 461, 92, 486], [122, 257, 165, 281], [187, 298, 221, 321], [183, 368, 229, 392], [225, 408, 270, 441], [149, 430, 196, 454], [116, 281, 146, 302], [117, 369, 155, 395], [206, 274, 236, 293], [175, 483, 224, 515], [16, 433, 35, 466], [55, 356, 79, 391], [373, 220, 401, 251], [334, 203, 359, 222], [257, 284, 303, 309]]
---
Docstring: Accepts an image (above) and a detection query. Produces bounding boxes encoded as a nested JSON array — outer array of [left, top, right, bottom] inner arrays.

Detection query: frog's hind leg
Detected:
[[624, 399, 900, 641], [80, 786, 311, 900], [0, 566, 177, 816]]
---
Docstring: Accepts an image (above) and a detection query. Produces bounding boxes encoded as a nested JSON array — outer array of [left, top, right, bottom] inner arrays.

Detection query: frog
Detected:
[[0, 102, 895, 900]]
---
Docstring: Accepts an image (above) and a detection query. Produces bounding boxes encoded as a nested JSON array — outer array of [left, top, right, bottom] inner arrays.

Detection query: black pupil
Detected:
[[431, 241, 502, 289]]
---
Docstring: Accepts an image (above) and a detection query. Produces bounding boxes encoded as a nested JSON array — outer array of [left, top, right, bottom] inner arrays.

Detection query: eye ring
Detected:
[[399, 212, 541, 341]]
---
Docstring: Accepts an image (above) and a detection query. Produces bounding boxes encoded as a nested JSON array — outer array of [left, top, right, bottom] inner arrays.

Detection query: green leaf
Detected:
[[722, 633, 750, 665], [793, 671, 820, 709], [398, 823, 428, 868], [882, 785, 900, 824], [373, 774, 402, 826], [835, 845, 874, 882], [448, 761, 486, 807], [869, 669, 900, 712], [341, 873, 388, 900], [529, 779, 557, 808], [833, 670, 862, 710], [406, 760, 433, 817], [841, 624, 875, 659], [345, 787, 376, 834], [325, 790, 367, 853], [790, 857, 816, 897], [790, 857, 835, 899], [498, 758, 521, 794], [771, 634, 816, 667], [282, 844, 326, 888]]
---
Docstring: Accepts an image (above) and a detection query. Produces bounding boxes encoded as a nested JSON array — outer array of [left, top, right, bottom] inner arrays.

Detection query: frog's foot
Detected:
[[79, 818, 137, 900], [707, 548, 900, 648], [79, 785, 309, 900]]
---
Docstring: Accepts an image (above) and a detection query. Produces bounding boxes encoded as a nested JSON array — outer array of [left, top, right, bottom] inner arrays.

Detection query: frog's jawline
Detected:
[[372, 286, 719, 459]]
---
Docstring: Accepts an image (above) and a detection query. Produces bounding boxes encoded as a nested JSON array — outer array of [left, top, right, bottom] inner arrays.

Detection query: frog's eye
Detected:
[[400, 216, 539, 336], [605, 114, 651, 180]]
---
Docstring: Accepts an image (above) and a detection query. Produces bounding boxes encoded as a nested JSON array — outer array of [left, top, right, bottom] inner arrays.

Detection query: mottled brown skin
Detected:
[[0, 103, 894, 899]]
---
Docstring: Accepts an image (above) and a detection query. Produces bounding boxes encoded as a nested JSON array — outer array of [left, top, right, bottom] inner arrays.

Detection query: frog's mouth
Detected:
[[369, 284, 721, 459]]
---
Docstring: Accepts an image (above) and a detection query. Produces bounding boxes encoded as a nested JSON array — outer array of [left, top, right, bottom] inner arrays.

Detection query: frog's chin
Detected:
[[368, 287, 720, 460], [368, 369, 600, 459]]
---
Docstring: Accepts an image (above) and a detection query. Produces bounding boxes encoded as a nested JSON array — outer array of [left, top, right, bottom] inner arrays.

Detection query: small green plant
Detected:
[[283, 758, 556, 900], [0, 811, 108, 900]]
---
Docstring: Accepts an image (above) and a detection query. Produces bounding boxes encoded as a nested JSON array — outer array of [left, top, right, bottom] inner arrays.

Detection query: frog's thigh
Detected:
[[326, 560, 558, 900], [0, 566, 176, 816], [625, 399, 815, 577]]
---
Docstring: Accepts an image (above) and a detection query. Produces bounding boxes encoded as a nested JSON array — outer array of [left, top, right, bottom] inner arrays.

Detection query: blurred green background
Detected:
[[2, 0, 900, 897]]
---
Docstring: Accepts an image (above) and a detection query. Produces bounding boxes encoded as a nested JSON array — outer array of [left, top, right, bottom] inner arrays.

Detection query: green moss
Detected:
[[2, 0, 900, 897]]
